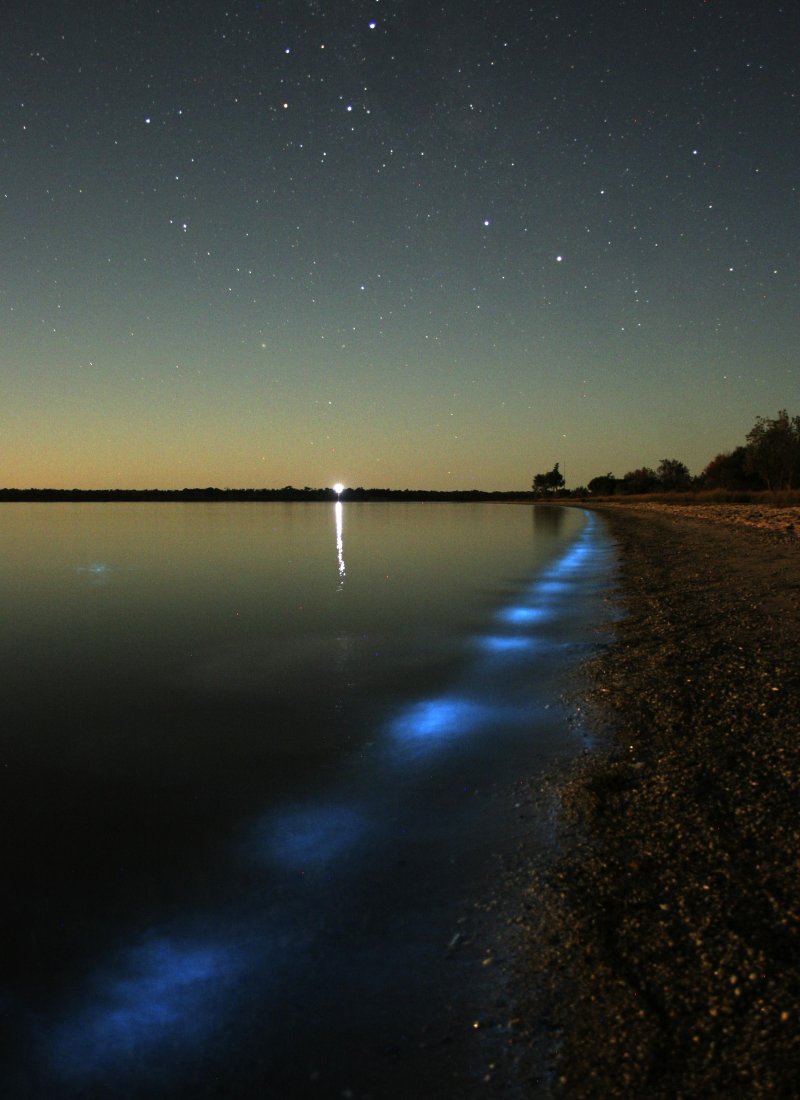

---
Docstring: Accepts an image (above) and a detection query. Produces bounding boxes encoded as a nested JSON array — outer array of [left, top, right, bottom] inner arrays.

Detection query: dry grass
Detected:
[[585, 489, 800, 506]]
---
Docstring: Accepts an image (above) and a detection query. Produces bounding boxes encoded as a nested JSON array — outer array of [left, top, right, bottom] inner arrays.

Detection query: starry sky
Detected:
[[2, 0, 798, 490]]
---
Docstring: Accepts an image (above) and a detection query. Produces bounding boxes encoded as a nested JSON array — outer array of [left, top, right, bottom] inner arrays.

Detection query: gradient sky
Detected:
[[2, 0, 798, 490]]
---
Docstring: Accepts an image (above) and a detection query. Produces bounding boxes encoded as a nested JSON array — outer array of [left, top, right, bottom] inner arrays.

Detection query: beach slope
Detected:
[[521, 505, 800, 1097]]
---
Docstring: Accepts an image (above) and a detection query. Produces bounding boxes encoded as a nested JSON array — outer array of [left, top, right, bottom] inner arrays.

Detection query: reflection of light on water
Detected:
[[77, 562, 112, 585], [335, 500, 346, 584], [49, 936, 244, 1079]]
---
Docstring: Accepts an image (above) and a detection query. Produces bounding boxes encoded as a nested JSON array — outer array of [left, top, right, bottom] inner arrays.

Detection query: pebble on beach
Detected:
[[506, 504, 800, 1098]]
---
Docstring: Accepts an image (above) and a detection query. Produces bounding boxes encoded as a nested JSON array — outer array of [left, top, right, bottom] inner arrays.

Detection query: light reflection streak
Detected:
[[335, 500, 346, 585]]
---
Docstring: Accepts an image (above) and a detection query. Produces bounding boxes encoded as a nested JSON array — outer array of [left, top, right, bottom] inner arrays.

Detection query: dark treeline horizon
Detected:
[[0, 486, 540, 503]]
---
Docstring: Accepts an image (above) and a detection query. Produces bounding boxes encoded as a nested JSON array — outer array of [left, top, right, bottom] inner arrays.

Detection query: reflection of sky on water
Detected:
[[36, 510, 614, 1094]]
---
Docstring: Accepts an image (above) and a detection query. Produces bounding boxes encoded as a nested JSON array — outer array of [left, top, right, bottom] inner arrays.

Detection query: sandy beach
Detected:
[[504, 503, 800, 1097]]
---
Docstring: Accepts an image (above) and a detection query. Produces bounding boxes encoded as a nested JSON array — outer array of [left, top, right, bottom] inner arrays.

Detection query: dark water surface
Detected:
[[0, 503, 614, 1098]]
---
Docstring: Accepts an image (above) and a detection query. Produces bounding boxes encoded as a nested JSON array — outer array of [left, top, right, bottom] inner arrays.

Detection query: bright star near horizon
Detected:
[[2, 0, 796, 492]]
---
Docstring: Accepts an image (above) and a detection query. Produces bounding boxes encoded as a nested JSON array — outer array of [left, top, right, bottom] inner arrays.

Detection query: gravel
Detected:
[[504, 505, 800, 1098]]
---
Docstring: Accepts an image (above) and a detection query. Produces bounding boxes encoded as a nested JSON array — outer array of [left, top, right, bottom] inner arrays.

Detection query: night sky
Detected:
[[3, 0, 798, 490]]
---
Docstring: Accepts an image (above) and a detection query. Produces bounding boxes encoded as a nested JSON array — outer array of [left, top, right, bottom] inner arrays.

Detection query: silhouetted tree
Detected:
[[622, 467, 658, 494], [587, 473, 617, 496], [701, 447, 761, 490], [656, 458, 692, 491], [745, 410, 800, 490], [532, 463, 565, 496], [547, 462, 565, 493]]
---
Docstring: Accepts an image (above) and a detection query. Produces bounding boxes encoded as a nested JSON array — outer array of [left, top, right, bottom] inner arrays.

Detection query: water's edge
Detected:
[[1, 506, 619, 1099]]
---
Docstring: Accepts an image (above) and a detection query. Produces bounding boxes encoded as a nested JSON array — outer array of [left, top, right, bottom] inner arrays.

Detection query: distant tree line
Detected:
[[586, 457, 692, 497], [710, 409, 800, 491], [580, 409, 800, 496], [0, 486, 545, 503], [6, 410, 799, 503]]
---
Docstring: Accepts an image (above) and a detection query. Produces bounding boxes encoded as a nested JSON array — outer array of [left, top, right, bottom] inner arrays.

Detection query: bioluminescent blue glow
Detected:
[[475, 634, 538, 655], [48, 936, 243, 1080], [262, 803, 367, 869], [390, 695, 493, 751], [498, 605, 551, 626], [551, 546, 590, 573], [533, 578, 570, 597], [494, 521, 602, 628]]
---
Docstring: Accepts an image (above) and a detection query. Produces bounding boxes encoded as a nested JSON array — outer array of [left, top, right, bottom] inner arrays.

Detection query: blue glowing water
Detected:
[[0, 502, 615, 1098]]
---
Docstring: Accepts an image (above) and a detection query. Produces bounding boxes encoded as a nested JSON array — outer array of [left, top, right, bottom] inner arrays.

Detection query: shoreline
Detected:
[[501, 504, 800, 1096]]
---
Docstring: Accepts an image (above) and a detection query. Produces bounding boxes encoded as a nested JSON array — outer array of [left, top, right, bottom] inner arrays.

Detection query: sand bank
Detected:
[[597, 499, 800, 538]]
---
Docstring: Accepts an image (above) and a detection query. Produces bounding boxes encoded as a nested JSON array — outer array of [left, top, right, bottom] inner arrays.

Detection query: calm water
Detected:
[[0, 503, 615, 1098]]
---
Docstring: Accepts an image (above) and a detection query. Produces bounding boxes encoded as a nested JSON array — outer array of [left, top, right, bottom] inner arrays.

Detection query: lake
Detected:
[[0, 502, 615, 1098]]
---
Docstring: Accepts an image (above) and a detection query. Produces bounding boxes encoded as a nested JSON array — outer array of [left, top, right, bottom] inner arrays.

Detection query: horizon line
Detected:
[[0, 485, 548, 498]]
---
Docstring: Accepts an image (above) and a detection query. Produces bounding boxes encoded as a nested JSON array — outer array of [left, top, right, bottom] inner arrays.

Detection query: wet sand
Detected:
[[502, 504, 800, 1097]]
